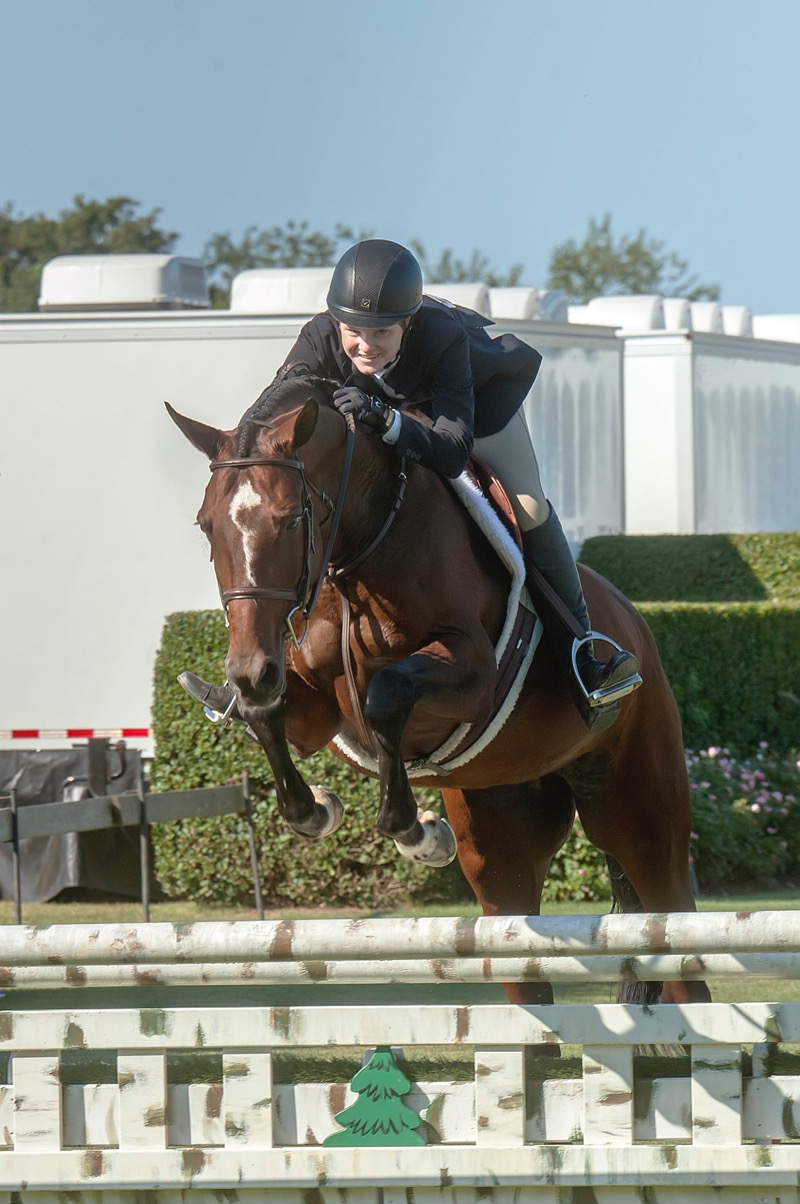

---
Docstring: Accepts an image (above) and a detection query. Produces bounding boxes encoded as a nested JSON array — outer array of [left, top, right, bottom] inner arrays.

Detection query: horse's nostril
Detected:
[[258, 661, 282, 697]]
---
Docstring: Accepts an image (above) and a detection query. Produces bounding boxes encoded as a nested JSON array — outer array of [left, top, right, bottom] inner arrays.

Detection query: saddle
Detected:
[[465, 455, 524, 554]]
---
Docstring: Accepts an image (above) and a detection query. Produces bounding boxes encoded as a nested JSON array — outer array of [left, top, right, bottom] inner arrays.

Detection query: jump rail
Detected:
[[0, 911, 798, 1203]]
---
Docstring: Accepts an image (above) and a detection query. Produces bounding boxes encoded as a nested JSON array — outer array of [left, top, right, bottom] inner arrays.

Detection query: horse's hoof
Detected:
[[292, 787, 345, 841], [394, 809, 457, 867]]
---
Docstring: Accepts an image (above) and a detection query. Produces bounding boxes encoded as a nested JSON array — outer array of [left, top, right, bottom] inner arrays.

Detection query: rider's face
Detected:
[[339, 321, 405, 374]]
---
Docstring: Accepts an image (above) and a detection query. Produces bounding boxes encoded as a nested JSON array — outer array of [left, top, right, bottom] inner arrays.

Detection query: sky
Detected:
[[2, 0, 799, 314]]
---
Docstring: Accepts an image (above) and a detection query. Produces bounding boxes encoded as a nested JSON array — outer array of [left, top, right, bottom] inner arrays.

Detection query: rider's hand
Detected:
[[333, 387, 395, 435]]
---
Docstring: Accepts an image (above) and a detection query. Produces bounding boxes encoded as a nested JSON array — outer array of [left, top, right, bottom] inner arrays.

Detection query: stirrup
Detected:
[[203, 693, 239, 726], [203, 695, 260, 745], [571, 632, 643, 707]]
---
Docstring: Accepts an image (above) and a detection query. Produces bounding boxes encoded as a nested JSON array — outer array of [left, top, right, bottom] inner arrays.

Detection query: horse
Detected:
[[167, 374, 710, 1010]]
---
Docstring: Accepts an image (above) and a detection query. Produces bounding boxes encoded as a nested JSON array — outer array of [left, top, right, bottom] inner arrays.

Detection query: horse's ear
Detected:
[[291, 398, 320, 450], [263, 397, 319, 453], [165, 401, 223, 460]]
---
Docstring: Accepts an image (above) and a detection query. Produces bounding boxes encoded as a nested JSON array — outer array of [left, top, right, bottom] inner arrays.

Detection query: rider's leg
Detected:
[[472, 411, 641, 712]]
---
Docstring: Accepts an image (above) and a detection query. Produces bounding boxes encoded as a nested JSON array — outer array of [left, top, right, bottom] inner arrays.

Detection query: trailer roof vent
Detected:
[[752, 314, 800, 343], [489, 288, 569, 322], [689, 301, 723, 333], [662, 298, 692, 330], [38, 255, 209, 311], [230, 267, 334, 314], [579, 295, 666, 332], [722, 305, 753, 337], [424, 283, 492, 318]]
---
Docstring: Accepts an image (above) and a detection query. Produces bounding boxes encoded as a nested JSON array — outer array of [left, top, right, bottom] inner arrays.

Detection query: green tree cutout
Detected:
[[324, 1047, 426, 1147]]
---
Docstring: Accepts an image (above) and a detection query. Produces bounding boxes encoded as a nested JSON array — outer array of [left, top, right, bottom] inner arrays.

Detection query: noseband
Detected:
[[209, 420, 407, 649]]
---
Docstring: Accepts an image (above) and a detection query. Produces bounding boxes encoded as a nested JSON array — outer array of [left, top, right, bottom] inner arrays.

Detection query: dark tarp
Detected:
[[0, 745, 144, 902]]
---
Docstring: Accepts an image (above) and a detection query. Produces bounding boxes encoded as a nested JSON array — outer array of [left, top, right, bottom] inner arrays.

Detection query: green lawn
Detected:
[[2, 887, 798, 926]]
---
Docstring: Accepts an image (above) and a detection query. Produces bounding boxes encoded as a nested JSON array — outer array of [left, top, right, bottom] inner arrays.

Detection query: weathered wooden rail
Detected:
[[0, 912, 797, 1202]]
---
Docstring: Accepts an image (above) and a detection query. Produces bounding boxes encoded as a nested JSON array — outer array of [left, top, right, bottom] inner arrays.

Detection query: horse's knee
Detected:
[[364, 667, 419, 738]]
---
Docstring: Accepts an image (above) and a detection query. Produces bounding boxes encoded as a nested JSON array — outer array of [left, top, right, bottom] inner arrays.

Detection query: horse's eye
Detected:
[[285, 514, 303, 531]]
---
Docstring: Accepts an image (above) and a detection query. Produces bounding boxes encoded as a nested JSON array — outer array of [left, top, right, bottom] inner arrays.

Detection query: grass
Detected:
[[3, 888, 798, 926]]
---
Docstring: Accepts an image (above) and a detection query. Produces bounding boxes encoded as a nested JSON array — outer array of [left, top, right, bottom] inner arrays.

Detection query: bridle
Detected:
[[209, 418, 407, 650]]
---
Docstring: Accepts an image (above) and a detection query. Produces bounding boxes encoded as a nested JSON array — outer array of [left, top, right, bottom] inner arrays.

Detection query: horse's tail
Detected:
[[606, 853, 664, 1006]]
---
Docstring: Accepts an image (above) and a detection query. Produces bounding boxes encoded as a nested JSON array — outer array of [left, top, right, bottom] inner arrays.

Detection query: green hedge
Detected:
[[580, 533, 800, 603], [581, 535, 800, 753], [151, 534, 800, 904], [150, 611, 471, 909]]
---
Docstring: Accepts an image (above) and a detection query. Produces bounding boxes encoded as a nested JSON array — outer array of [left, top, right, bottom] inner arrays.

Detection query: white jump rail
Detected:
[[0, 912, 797, 1204]]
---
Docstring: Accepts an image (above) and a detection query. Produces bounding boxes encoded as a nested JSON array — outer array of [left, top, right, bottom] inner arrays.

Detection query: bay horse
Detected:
[[168, 375, 709, 1009]]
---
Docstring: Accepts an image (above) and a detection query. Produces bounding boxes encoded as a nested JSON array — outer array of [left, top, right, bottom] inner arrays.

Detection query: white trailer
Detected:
[[8, 256, 799, 753], [0, 260, 623, 751]]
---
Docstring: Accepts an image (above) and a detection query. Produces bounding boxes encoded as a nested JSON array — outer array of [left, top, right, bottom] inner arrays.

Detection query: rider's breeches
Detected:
[[472, 409, 549, 531], [474, 409, 590, 634]]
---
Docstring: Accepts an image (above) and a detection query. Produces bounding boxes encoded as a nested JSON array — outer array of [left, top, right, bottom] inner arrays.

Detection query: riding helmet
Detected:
[[327, 239, 423, 327]]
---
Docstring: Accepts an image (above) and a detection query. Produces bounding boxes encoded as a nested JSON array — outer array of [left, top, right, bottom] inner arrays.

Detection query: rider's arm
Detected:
[[382, 327, 474, 479], [275, 314, 350, 380]]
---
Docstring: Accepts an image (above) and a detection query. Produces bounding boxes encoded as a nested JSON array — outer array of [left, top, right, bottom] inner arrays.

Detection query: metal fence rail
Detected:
[[0, 773, 264, 921]]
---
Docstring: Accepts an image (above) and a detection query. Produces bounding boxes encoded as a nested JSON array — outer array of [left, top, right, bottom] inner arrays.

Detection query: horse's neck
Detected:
[[332, 439, 410, 571]]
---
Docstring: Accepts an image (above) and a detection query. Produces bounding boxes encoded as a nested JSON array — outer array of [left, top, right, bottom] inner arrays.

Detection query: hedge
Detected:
[[151, 533, 800, 905], [581, 534, 800, 752], [580, 533, 800, 604], [150, 610, 471, 909]]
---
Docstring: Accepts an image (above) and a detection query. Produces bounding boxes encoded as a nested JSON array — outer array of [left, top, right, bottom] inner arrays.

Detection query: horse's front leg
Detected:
[[363, 637, 493, 867], [246, 699, 344, 841]]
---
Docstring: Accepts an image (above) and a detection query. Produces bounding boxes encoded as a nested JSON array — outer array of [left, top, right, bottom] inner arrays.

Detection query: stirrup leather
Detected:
[[571, 632, 643, 706]]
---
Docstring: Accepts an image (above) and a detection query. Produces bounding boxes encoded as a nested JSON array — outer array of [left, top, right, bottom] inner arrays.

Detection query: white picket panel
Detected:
[[117, 1052, 167, 1150], [10, 1055, 62, 1151], [222, 1052, 273, 1148], [0, 915, 797, 1203], [55, 1071, 800, 1149], [474, 1049, 526, 1146]]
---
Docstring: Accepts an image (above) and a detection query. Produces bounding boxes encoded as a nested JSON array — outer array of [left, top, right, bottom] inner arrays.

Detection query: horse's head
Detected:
[[167, 377, 347, 713]]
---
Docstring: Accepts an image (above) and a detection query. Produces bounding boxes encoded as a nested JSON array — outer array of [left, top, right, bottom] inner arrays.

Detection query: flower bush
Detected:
[[687, 743, 800, 890], [543, 742, 800, 902]]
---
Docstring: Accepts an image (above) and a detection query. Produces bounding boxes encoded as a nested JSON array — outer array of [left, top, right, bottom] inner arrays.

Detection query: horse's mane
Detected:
[[236, 372, 336, 457]]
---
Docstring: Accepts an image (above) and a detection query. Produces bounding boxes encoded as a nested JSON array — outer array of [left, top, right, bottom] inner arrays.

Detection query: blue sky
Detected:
[[3, 0, 799, 313]]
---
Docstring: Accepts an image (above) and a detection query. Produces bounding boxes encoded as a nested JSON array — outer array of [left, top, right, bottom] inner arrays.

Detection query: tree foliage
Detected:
[[547, 214, 720, 304], [0, 196, 178, 312], [2, 196, 722, 314], [203, 228, 524, 305], [410, 239, 523, 288]]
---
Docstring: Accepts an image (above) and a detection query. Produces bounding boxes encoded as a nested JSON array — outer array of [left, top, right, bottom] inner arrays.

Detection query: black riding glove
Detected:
[[333, 386, 395, 435]]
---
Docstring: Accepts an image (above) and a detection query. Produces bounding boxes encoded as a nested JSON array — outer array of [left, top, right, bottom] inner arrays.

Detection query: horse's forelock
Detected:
[[237, 375, 335, 457]]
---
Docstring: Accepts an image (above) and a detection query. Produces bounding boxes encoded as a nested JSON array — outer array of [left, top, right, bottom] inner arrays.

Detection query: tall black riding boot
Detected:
[[520, 504, 641, 729]]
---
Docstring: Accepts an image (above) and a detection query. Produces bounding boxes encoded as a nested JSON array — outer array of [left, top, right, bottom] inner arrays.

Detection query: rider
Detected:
[[181, 238, 641, 729]]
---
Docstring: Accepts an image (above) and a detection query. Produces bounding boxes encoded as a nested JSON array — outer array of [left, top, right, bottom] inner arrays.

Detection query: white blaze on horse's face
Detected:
[[229, 480, 262, 585]]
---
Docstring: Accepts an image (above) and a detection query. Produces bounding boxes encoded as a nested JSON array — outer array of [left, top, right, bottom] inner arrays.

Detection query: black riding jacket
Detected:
[[276, 296, 542, 478]]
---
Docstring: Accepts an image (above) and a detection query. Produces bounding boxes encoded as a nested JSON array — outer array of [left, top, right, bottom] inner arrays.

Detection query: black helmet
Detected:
[[327, 239, 423, 327]]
